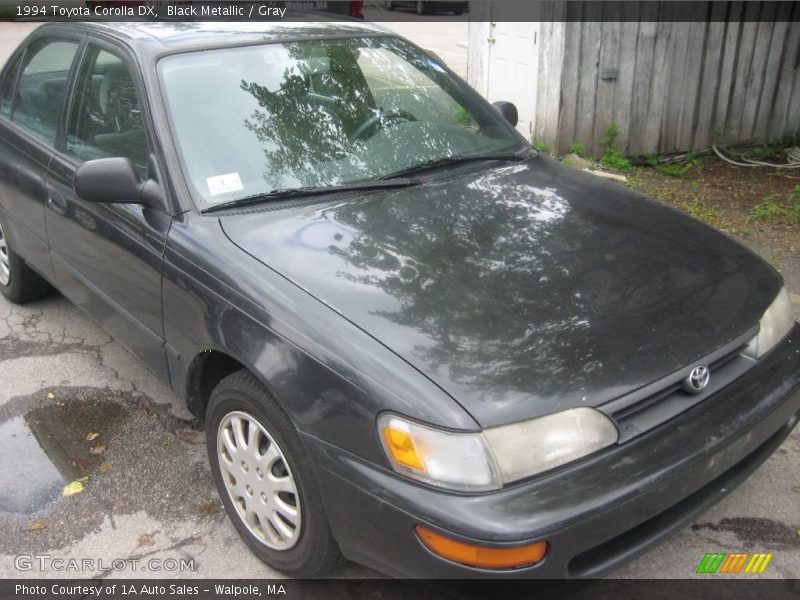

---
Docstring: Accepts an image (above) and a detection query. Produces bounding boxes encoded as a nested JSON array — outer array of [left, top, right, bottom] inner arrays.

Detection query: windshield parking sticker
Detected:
[[206, 173, 243, 197]]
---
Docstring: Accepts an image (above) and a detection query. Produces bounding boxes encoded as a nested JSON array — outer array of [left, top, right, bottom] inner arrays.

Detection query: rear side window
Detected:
[[0, 53, 23, 117], [12, 38, 80, 144], [66, 45, 149, 169]]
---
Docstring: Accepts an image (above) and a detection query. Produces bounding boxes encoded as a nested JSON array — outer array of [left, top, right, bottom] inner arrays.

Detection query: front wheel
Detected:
[[205, 370, 343, 576]]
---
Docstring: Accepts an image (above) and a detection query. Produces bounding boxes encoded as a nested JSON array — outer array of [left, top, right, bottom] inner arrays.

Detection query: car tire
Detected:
[[205, 370, 344, 576], [0, 216, 51, 304]]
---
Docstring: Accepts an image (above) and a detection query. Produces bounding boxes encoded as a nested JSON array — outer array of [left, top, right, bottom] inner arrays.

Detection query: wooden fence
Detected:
[[468, 2, 800, 157]]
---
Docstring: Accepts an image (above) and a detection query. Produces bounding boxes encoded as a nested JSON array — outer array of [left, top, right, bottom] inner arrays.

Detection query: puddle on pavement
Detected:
[[0, 397, 132, 514]]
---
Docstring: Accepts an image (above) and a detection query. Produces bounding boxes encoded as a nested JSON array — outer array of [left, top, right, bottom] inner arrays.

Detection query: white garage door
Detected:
[[486, 22, 539, 137]]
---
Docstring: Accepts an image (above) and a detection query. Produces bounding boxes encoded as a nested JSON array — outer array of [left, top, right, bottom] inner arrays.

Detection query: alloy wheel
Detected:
[[217, 411, 302, 550]]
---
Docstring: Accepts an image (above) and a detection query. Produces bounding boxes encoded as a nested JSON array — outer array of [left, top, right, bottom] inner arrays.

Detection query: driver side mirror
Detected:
[[74, 157, 164, 209], [492, 101, 518, 128]]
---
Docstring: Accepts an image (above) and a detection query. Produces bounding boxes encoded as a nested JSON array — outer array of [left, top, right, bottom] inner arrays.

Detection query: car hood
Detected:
[[220, 156, 781, 427]]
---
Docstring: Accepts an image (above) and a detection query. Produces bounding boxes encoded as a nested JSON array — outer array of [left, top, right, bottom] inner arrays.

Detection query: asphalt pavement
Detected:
[[0, 21, 798, 582]]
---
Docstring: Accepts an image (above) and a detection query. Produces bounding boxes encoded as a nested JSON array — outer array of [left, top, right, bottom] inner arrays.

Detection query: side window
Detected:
[[12, 39, 79, 143], [0, 53, 23, 117], [66, 45, 149, 169]]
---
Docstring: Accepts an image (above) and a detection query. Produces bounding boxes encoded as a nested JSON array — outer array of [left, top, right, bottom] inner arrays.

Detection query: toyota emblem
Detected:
[[682, 365, 710, 394]]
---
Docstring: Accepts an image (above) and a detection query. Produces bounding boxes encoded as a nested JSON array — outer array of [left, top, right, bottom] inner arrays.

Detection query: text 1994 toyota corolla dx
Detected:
[[0, 21, 798, 578]]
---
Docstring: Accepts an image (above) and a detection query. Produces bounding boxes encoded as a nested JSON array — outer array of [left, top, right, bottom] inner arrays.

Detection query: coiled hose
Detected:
[[712, 144, 800, 168]]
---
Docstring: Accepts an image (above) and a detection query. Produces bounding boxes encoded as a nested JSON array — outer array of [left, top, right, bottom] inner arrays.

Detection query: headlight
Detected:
[[483, 407, 619, 483], [754, 287, 795, 357], [378, 408, 618, 492], [378, 415, 501, 492]]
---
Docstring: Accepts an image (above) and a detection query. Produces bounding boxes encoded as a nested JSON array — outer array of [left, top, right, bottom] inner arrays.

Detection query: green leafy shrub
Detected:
[[568, 142, 585, 157], [532, 139, 551, 155], [600, 124, 631, 171]]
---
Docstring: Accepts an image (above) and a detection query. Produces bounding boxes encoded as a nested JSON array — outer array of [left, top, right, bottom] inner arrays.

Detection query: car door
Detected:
[[45, 38, 171, 379], [0, 35, 82, 284]]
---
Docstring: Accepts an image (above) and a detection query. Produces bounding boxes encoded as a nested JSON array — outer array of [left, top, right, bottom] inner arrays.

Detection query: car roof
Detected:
[[36, 20, 392, 58]]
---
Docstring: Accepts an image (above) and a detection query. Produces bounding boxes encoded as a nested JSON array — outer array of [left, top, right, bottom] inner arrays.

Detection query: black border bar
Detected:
[[3, 579, 800, 600], [1, 1, 799, 23]]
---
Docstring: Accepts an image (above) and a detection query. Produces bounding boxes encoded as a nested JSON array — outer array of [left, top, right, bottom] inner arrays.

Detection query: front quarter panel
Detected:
[[163, 211, 477, 464]]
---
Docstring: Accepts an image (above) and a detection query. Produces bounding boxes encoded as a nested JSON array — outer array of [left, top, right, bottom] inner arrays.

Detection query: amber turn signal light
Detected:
[[382, 425, 425, 471], [415, 525, 547, 570]]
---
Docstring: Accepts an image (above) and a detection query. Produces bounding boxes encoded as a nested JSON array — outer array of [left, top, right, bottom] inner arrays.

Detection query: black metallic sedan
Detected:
[[0, 21, 798, 579]]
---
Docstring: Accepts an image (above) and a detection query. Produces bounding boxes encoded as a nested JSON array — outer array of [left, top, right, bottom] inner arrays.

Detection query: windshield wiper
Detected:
[[378, 147, 532, 181], [202, 177, 420, 214]]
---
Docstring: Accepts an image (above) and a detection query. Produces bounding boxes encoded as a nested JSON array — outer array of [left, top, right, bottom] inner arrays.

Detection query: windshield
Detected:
[[158, 36, 525, 206]]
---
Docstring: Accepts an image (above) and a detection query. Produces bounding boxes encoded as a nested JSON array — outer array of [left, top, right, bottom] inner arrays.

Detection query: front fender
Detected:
[[162, 211, 478, 466]]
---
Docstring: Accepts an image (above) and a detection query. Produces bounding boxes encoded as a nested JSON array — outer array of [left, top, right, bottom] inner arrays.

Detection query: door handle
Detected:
[[47, 190, 68, 215]]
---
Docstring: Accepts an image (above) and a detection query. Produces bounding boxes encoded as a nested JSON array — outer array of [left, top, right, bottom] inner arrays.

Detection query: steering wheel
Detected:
[[352, 109, 418, 141]]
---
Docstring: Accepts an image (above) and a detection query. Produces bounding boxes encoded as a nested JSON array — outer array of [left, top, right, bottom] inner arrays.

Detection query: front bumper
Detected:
[[306, 324, 800, 578]]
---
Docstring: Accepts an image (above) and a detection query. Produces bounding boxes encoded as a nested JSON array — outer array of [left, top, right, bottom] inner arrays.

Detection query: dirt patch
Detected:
[[627, 157, 799, 259]]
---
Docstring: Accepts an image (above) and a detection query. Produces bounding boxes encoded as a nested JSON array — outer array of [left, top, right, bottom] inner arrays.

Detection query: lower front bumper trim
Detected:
[[569, 408, 800, 577]]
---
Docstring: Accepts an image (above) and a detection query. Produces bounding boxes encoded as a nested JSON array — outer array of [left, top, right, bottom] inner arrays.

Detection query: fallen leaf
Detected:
[[77, 475, 89, 482], [47, 392, 55, 399], [100, 462, 113, 472], [89, 445, 106, 455], [24, 521, 47, 531], [86, 432, 99, 441], [62, 481, 84, 496], [137, 532, 157, 547]]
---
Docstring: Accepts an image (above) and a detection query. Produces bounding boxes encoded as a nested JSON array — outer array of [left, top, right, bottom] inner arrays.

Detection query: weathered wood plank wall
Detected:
[[552, 1, 800, 156], [470, 2, 800, 157]]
